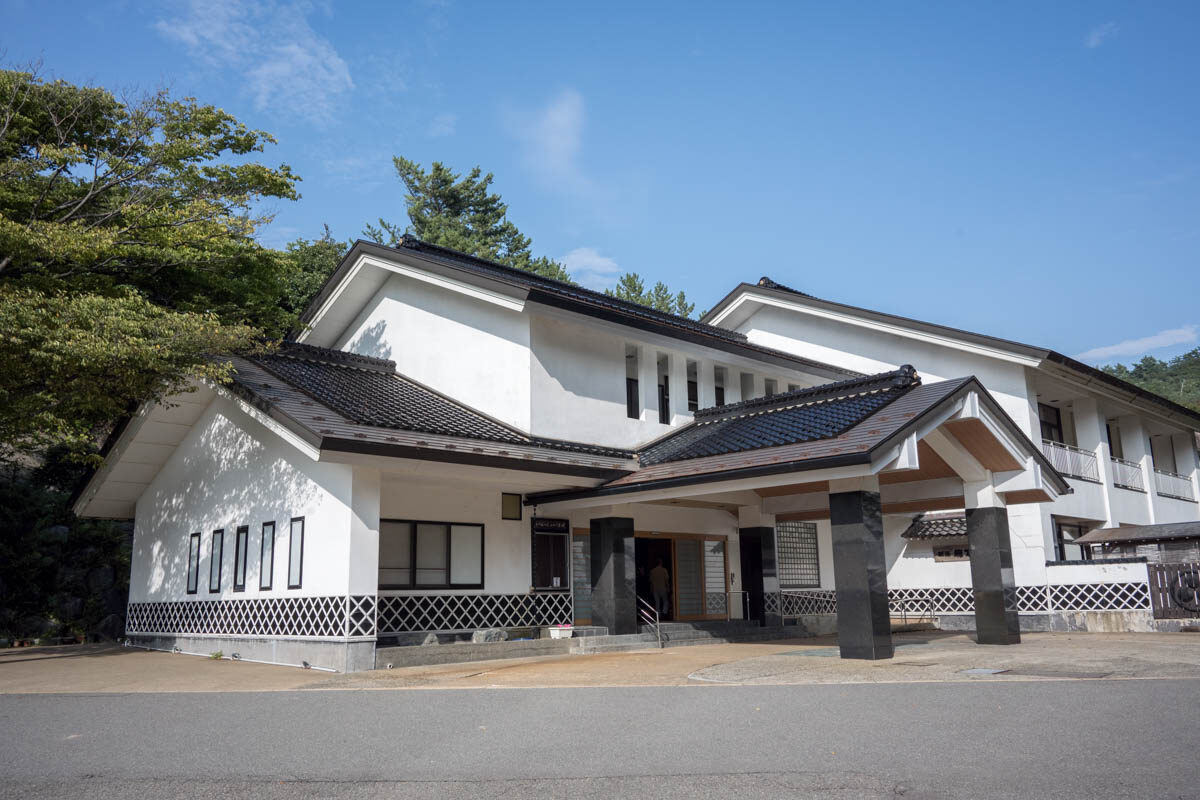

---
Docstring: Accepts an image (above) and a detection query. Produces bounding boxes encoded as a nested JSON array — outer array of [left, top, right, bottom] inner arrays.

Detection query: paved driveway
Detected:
[[2, 679, 1198, 798]]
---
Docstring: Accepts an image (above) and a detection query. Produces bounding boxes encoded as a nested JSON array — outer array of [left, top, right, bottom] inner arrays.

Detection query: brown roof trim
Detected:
[[320, 437, 629, 480]]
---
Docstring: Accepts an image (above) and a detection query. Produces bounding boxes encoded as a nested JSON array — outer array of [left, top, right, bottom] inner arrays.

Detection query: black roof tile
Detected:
[[639, 367, 920, 466], [245, 343, 632, 459], [902, 513, 968, 539]]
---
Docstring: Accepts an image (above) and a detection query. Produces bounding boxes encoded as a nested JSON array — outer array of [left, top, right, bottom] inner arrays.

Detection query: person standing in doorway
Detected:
[[649, 558, 671, 618]]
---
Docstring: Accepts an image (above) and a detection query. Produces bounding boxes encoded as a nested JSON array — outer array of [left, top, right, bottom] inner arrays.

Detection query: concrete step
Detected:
[[375, 637, 572, 669], [576, 625, 808, 653]]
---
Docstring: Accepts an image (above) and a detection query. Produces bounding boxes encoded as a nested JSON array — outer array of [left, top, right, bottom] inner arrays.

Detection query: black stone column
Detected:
[[830, 490, 893, 660], [966, 506, 1021, 645], [589, 517, 637, 635], [740, 527, 781, 627]]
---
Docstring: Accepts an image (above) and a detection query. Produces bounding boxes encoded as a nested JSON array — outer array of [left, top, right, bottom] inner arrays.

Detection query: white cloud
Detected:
[[509, 89, 591, 191], [427, 112, 457, 137], [155, 0, 353, 122], [1076, 324, 1198, 362], [563, 247, 621, 291], [1085, 22, 1118, 48]]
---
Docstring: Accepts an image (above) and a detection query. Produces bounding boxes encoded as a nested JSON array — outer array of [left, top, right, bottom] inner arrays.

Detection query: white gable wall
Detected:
[[334, 271, 533, 430], [131, 394, 359, 603]]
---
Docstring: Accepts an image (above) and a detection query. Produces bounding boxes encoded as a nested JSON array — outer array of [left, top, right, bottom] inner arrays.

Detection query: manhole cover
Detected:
[[960, 668, 1008, 675]]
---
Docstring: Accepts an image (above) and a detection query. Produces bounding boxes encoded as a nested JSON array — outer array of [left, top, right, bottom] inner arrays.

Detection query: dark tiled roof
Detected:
[[1075, 520, 1200, 545], [902, 513, 968, 539], [638, 367, 920, 466], [756, 276, 815, 298], [247, 343, 632, 459]]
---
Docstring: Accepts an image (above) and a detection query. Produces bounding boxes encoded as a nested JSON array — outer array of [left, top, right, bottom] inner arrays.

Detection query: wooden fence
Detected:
[[1147, 562, 1200, 619]]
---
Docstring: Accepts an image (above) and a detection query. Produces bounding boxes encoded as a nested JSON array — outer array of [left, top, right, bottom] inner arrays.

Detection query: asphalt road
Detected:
[[2, 679, 1197, 799]]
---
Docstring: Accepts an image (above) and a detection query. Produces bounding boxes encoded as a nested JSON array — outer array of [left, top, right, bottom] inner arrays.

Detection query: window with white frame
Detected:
[[378, 520, 484, 589], [776, 521, 820, 588]]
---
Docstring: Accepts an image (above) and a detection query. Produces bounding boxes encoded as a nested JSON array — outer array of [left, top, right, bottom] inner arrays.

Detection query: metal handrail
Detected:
[[1041, 439, 1100, 483], [892, 596, 934, 625], [636, 595, 663, 648], [1110, 456, 1145, 491]]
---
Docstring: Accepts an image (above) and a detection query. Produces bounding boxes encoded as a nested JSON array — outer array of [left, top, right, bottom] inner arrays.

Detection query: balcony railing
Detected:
[[1041, 440, 1100, 483], [1111, 457, 1145, 492], [1154, 469, 1197, 502]]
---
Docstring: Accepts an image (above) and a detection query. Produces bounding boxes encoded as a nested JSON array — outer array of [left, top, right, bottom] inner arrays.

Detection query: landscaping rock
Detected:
[[420, 633, 439, 646], [471, 628, 509, 643]]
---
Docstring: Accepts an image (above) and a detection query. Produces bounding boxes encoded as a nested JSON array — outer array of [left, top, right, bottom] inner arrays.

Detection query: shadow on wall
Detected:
[[346, 320, 392, 361], [137, 406, 328, 602]]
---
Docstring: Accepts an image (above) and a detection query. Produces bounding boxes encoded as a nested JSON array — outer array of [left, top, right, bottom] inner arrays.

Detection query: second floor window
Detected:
[[1038, 403, 1063, 443]]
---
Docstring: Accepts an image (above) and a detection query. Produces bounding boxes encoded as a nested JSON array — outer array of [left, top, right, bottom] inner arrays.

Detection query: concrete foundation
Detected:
[[127, 634, 376, 673], [933, 610, 1165, 634]]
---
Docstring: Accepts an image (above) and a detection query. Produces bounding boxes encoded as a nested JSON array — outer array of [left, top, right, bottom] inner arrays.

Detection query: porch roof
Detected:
[[526, 369, 1071, 505], [1075, 520, 1200, 546]]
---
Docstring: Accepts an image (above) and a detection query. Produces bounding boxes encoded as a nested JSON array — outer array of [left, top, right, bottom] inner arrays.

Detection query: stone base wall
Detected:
[[934, 610, 1164, 634], [127, 634, 376, 673]]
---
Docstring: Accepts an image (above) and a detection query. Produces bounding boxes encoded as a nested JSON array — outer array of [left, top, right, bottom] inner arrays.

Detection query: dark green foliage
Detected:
[[366, 157, 698, 316], [1102, 349, 1200, 413], [606, 272, 695, 318], [282, 225, 348, 314], [0, 453, 130, 641], [365, 157, 572, 282]]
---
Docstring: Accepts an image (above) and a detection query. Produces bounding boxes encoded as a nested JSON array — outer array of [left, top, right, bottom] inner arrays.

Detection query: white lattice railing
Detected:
[[1154, 469, 1196, 502], [1041, 440, 1100, 483], [1111, 457, 1145, 491], [774, 582, 1151, 617], [126, 595, 377, 639], [376, 592, 573, 633]]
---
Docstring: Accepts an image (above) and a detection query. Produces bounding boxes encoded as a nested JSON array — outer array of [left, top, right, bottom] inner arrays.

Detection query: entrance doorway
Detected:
[[635, 532, 728, 621]]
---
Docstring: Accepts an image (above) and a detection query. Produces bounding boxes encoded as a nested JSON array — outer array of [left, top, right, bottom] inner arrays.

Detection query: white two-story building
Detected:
[[74, 239, 1200, 670]]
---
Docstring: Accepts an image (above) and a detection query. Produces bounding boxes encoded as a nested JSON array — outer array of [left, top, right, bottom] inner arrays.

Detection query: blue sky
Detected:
[[4, 1, 1199, 365]]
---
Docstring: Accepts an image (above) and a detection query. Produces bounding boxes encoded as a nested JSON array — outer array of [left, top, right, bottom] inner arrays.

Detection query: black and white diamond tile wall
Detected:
[[126, 595, 377, 639], [772, 581, 1152, 617], [376, 592, 573, 633]]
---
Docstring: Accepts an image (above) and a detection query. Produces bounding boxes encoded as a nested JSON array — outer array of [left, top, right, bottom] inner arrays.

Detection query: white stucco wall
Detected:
[[335, 272, 532, 430], [130, 395, 359, 603]]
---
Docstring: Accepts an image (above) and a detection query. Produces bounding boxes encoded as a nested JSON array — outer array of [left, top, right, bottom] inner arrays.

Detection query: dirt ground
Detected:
[[2, 632, 1198, 694]]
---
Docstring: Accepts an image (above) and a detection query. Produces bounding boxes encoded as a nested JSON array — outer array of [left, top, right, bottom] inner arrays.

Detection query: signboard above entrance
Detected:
[[532, 517, 570, 534]]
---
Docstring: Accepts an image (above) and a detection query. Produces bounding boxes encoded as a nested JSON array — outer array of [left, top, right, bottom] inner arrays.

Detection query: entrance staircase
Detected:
[[374, 620, 808, 669], [569, 620, 805, 654]]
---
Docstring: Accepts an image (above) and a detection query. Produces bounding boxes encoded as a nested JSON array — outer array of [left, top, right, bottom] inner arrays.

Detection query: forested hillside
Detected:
[[1102, 349, 1200, 414]]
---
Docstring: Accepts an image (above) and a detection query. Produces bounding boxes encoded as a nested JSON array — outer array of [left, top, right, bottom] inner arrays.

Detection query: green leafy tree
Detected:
[[1101, 349, 1200, 413], [0, 68, 304, 458], [281, 224, 347, 314], [365, 157, 571, 282], [606, 272, 695, 317]]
